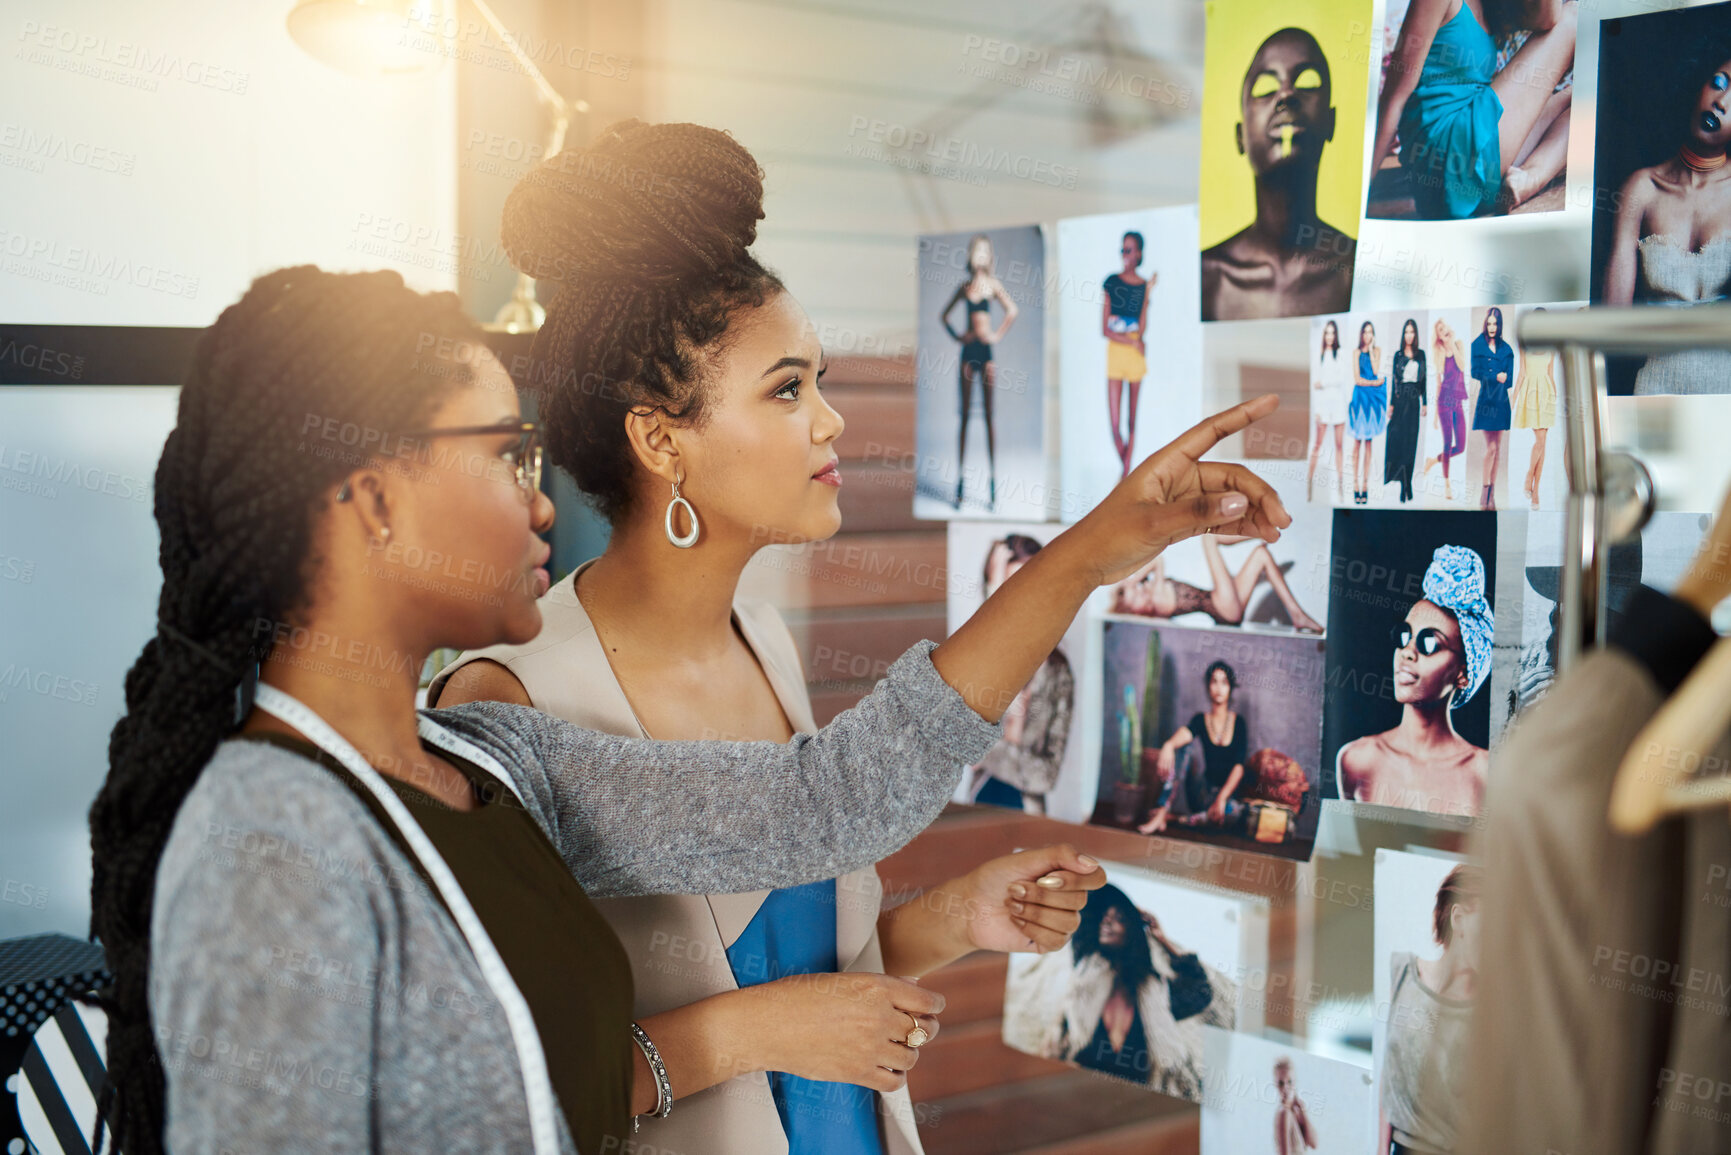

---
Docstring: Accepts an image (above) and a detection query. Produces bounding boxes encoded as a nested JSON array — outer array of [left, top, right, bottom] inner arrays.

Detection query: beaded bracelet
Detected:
[[629, 1021, 673, 1133]]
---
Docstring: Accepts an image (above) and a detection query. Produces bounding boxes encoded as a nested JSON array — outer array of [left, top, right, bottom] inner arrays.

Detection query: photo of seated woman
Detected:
[[1001, 874, 1244, 1103], [1092, 620, 1326, 861], [1366, 0, 1576, 220]]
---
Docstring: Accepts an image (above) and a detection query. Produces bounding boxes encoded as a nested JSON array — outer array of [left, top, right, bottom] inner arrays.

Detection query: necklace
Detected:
[[1205, 709, 1233, 746], [1681, 145, 1727, 173]]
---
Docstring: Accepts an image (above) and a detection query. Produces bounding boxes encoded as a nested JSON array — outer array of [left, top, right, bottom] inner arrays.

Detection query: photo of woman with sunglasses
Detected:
[[1325, 514, 1497, 819]]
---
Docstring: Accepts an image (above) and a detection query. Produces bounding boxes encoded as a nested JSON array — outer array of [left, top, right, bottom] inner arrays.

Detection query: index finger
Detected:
[[1163, 394, 1281, 463]]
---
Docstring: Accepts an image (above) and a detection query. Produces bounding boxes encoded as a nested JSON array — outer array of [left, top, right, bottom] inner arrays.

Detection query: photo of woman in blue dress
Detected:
[[1470, 306, 1514, 511], [1366, 0, 1578, 219], [1349, 320, 1388, 505]]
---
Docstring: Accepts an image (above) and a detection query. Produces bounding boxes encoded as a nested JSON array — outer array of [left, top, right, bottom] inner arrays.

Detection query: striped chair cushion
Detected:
[[16, 1000, 107, 1155]]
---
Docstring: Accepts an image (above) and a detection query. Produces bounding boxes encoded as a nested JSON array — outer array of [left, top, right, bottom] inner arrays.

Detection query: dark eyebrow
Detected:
[[759, 355, 814, 379]]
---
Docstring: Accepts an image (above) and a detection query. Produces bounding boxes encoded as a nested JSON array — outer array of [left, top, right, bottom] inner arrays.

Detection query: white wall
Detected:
[[0, 0, 459, 325]]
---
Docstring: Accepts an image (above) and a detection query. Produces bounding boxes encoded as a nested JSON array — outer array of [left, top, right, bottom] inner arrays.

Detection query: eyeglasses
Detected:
[[1391, 623, 1457, 657], [336, 421, 543, 502]]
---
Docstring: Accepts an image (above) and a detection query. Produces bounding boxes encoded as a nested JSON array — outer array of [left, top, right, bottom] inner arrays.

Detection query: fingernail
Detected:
[[1078, 854, 1099, 869], [1009, 883, 1027, 898], [1036, 874, 1063, 888], [1219, 493, 1248, 518], [1009, 899, 1025, 913]]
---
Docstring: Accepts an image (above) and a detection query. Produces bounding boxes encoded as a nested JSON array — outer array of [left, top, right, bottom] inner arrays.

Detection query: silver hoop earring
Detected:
[[665, 476, 699, 549]]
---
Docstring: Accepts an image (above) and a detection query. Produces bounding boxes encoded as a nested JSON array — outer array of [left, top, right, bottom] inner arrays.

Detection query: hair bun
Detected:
[[501, 119, 765, 287]]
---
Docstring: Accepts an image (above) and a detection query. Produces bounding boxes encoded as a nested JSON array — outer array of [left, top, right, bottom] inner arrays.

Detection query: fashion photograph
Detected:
[[1592, 1, 1731, 394], [1092, 618, 1326, 860], [1366, 0, 1576, 220], [1199, 1028, 1374, 1154], [1057, 205, 1204, 520], [1108, 471, 1332, 635], [1373, 850, 1480, 1155], [1324, 511, 1499, 819], [1002, 863, 1261, 1102], [915, 224, 1049, 519], [946, 521, 1098, 824], [1198, 0, 1372, 320]]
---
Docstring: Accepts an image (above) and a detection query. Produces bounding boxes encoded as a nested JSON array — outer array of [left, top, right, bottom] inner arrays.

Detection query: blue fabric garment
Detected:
[[1470, 334, 1515, 430], [975, 774, 1025, 809], [1349, 350, 1389, 439], [1398, 1, 1505, 219], [725, 880, 885, 1155]]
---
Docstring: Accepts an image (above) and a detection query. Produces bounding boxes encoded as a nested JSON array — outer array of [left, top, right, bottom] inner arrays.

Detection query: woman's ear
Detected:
[[622, 405, 682, 485]]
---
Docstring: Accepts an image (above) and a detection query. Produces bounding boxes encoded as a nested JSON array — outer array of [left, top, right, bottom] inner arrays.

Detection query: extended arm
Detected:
[[1602, 172, 1651, 306], [940, 285, 966, 340], [991, 279, 1020, 342]]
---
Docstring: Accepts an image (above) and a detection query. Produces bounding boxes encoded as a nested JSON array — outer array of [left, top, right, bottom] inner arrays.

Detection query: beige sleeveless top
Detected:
[[428, 560, 924, 1155]]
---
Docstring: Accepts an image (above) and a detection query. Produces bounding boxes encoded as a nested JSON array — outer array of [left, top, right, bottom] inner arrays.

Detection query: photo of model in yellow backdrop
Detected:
[[1198, 0, 1372, 321]]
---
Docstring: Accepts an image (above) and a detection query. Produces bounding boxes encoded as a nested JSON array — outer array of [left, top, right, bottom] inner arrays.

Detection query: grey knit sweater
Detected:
[[149, 640, 997, 1154]]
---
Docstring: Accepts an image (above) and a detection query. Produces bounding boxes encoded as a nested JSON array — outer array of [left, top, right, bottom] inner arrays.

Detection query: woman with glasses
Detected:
[[1336, 544, 1494, 817], [91, 265, 1288, 1155], [1102, 230, 1152, 478]]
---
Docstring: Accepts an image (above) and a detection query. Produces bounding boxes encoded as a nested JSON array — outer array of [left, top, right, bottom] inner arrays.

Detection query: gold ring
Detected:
[[903, 1012, 929, 1049]]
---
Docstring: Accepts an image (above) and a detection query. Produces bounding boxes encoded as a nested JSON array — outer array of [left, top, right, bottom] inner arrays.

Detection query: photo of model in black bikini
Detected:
[[1592, 1, 1731, 394], [1092, 616, 1326, 861], [1109, 471, 1332, 636], [913, 225, 1049, 519]]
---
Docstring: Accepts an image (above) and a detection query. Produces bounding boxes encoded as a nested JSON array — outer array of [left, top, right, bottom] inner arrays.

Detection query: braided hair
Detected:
[[87, 266, 479, 1154], [500, 119, 785, 523]]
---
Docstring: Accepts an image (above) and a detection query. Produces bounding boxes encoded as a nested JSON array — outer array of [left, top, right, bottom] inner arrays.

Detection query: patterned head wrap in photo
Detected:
[[1421, 544, 1494, 708]]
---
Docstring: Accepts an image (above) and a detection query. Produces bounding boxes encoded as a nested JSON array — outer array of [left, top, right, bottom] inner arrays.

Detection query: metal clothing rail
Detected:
[[1518, 304, 1731, 670]]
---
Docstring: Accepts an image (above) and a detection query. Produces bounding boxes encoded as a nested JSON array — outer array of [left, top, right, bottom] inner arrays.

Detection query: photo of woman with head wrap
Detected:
[[1367, 0, 1576, 219], [1002, 878, 1239, 1101], [939, 234, 1020, 511], [1593, 7, 1731, 394], [1336, 543, 1496, 817], [1104, 231, 1153, 478], [964, 534, 1075, 814], [1376, 859, 1482, 1155]]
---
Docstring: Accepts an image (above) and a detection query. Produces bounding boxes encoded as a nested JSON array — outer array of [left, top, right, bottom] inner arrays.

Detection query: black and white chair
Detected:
[[0, 935, 110, 1155], [14, 999, 108, 1155]]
